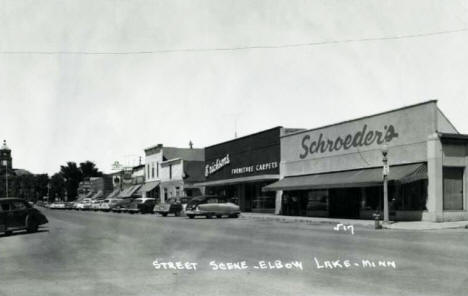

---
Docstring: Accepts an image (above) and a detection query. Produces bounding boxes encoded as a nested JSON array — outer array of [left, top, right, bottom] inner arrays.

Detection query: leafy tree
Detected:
[[79, 161, 103, 178], [50, 173, 65, 202], [60, 162, 82, 200]]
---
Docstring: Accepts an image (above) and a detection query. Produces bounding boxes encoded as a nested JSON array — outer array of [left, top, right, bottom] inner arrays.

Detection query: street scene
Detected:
[[2, 1, 468, 295], [2, 208, 468, 296]]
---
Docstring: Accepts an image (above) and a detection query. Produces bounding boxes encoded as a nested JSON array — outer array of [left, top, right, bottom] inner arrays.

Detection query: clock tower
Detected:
[[1, 140, 12, 170]]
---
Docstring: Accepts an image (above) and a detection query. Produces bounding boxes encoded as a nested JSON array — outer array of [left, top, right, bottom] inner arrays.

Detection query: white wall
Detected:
[[145, 151, 162, 182]]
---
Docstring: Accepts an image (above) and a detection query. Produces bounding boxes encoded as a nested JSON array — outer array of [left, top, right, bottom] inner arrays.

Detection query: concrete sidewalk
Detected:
[[383, 220, 468, 230], [241, 212, 468, 230], [240, 212, 375, 228]]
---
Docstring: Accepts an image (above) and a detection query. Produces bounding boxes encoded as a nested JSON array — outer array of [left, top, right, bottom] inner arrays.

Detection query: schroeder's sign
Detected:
[[299, 124, 399, 159]]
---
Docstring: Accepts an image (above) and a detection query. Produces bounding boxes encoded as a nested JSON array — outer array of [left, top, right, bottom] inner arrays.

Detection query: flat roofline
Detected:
[[144, 145, 203, 153], [439, 132, 468, 141], [205, 126, 283, 149], [282, 100, 438, 138]]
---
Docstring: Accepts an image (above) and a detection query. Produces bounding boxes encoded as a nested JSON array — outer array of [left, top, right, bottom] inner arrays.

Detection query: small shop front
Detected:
[[264, 101, 468, 222], [195, 127, 289, 213]]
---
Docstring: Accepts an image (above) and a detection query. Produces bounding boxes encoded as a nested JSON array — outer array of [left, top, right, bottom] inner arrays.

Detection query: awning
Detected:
[[90, 190, 104, 200], [105, 188, 120, 199], [263, 163, 427, 192], [118, 185, 142, 198], [193, 174, 280, 187], [137, 181, 160, 194]]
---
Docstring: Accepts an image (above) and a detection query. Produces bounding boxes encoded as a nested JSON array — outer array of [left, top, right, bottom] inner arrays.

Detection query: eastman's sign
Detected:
[[299, 124, 399, 159]]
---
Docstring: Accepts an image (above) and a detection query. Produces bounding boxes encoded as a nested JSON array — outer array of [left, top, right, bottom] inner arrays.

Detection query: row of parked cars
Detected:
[[43, 195, 241, 219]]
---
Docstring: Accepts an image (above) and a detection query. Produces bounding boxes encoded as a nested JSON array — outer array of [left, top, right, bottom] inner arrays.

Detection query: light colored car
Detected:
[[49, 202, 65, 209], [90, 200, 103, 211], [185, 195, 240, 219], [100, 199, 122, 212], [75, 199, 92, 210]]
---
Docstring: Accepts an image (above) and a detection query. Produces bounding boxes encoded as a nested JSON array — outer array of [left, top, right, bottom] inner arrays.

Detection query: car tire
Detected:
[[229, 214, 239, 218], [26, 216, 39, 233], [162, 213, 168, 217], [5, 230, 12, 236], [206, 215, 213, 219], [187, 214, 195, 219], [175, 210, 181, 217], [216, 215, 222, 219]]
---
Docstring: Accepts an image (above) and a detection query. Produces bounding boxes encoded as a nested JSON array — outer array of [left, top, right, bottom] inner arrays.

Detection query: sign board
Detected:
[[281, 101, 437, 176], [205, 127, 281, 181]]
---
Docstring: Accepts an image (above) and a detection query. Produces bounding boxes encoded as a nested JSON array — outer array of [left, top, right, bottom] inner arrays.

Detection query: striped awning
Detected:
[[118, 185, 142, 198], [136, 181, 160, 194]]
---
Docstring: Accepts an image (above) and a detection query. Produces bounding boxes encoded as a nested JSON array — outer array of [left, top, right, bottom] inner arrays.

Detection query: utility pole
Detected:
[[382, 145, 389, 223], [2, 160, 7, 198]]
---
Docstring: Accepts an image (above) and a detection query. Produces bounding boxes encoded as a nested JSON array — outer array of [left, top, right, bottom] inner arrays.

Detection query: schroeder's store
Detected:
[[264, 101, 468, 222], [197, 127, 300, 213]]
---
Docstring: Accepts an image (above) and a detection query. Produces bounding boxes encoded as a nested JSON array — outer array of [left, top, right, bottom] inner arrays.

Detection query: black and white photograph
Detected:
[[1, 1, 468, 295]]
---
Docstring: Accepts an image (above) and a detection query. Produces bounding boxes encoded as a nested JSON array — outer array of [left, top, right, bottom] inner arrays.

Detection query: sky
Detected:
[[1, 0, 467, 175]]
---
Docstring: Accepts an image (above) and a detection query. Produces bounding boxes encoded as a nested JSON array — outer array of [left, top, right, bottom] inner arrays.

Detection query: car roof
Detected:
[[189, 195, 225, 202]]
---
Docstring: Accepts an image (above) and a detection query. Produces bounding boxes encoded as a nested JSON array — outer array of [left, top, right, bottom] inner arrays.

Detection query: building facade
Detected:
[[196, 127, 302, 213], [142, 144, 204, 202], [264, 101, 468, 222]]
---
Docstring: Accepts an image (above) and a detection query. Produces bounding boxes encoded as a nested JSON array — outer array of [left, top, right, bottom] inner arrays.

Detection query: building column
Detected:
[[275, 190, 283, 215], [426, 133, 444, 221]]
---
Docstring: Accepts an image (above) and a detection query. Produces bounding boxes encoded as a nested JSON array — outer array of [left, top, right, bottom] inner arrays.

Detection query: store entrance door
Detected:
[[329, 188, 361, 218]]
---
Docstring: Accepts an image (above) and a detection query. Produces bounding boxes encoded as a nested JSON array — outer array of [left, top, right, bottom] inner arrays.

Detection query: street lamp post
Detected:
[[382, 145, 389, 223], [2, 160, 7, 198]]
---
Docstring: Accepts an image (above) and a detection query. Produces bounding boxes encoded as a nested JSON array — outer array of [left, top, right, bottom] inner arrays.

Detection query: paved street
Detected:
[[1, 209, 467, 296]]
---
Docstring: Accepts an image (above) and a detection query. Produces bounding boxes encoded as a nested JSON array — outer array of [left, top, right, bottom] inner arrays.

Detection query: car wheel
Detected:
[[5, 230, 12, 236], [26, 216, 39, 233], [229, 214, 239, 218], [216, 215, 222, 219], [175, 210, 181, 217], [162, 213, 168, 217], [187, 214, 195, 219], [206, 215, 213, 219]]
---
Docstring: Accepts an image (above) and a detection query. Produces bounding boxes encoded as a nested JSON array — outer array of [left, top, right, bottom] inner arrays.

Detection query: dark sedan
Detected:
[[0, 198, 48, 235]]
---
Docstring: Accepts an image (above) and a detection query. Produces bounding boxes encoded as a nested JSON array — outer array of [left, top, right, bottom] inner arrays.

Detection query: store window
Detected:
[[151, 163, 155, 179], [306, 190, 329, 216], [443, 167, 464, 210], [398, 180, 428, 211]]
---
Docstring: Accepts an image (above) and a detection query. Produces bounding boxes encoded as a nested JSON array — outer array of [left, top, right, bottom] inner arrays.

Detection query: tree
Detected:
[[60, 162, 83, 200], [79, 161, 103, 178], [49, 173, 65, 202]]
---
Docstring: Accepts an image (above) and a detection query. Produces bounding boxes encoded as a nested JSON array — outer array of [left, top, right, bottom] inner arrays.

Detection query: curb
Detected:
[[240, 214, 376, 228]]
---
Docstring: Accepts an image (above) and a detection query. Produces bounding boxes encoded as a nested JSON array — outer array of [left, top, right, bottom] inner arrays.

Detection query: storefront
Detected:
[[264, 101, 468, 222], [196, 127, 300, 213]]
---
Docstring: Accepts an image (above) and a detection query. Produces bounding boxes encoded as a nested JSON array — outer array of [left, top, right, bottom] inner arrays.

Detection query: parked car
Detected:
[[0, 198, 48, 235], [100, 199, 122, 212], [154, 198, 183, 217], [49, 202, 65, 210], [185, 195, 240, 219], [90, 200, 103, 211], [63, 202, 75, 210], [127, 198, 156, 214], [75, 199, 92, 210], [111, 199, 133, 213]]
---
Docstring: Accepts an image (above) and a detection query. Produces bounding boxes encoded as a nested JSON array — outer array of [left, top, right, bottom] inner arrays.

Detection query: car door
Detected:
[[10, 200, 29, 228]]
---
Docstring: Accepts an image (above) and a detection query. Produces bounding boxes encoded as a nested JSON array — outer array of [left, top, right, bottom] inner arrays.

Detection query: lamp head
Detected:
[[381, 144, 388, 157]]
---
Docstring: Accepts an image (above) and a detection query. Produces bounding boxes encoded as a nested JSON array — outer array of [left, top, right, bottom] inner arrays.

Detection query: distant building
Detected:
[[142, 144, 204, 202], [0, 140, 36, 199]]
